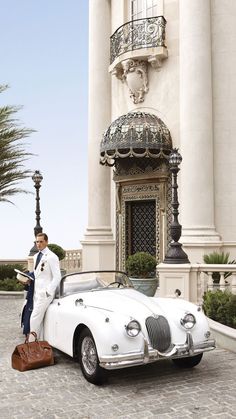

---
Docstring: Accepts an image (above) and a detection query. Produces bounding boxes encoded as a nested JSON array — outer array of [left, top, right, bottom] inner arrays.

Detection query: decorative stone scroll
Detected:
[[121, 59, 148, 104]]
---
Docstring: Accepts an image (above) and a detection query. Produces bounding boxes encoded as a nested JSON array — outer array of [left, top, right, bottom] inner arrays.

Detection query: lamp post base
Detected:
[[29, 242, 38, 256], [163, 242, 190, 264]]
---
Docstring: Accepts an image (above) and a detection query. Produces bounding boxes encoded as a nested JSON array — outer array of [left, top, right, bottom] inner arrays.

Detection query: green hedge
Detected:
[[0, 264, 25, 281], [202, 289, 236, 329], [0, 278, 24, 291]]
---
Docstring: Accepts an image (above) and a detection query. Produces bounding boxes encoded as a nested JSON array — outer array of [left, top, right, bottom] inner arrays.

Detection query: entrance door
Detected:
[[125, 200, 156, 257]]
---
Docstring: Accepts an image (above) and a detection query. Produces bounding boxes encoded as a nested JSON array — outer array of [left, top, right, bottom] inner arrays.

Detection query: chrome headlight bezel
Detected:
[[126, 320, 141, 337], [180, 312, 196, 329]]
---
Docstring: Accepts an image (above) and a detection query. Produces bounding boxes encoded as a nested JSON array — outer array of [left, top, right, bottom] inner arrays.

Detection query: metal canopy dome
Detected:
[[100, 111, 172, 166]]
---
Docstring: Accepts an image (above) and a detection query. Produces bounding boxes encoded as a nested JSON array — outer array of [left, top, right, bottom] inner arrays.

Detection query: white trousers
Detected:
[[29, 291, 53, 341]]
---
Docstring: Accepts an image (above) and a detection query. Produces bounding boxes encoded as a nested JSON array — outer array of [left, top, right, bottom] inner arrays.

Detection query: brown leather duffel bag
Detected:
[[12, 332, 54, 372]]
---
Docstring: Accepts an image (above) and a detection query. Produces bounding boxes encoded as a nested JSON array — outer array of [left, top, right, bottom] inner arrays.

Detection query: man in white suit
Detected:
[[30, 232, 61, 340]]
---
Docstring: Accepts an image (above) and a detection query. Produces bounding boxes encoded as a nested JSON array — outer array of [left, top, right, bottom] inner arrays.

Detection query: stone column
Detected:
[[81, 0, 115, 270], [179, 0, 221, 256]]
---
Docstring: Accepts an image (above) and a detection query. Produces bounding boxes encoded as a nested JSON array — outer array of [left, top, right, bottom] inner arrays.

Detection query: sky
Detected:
[[0, 0, 89, 258]]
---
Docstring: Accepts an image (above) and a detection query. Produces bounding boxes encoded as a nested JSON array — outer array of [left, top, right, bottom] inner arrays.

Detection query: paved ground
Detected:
[[0, 296, 236, 419]]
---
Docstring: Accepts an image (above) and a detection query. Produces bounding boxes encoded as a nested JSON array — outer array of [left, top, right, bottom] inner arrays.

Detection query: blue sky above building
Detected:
[[0, 0, 89, 257]]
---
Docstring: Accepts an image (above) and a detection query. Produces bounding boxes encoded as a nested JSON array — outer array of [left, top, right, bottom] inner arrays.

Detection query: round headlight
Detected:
[[180, 313, 196, 329], [126, 320, 141, 337]]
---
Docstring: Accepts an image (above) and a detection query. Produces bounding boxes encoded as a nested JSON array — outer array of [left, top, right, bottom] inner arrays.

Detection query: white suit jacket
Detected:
[[33, 247, 61, 297]]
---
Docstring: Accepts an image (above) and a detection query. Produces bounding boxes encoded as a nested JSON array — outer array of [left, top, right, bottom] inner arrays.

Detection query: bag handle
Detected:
[[25, 331, 38, 344]]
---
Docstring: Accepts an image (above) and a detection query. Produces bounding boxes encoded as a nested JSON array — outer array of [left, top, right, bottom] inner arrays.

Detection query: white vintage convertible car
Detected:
[[43, 271, 215, 385]]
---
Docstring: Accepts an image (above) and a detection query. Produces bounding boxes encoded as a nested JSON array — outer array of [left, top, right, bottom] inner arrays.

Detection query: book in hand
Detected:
[[14, 269, 32, 284]]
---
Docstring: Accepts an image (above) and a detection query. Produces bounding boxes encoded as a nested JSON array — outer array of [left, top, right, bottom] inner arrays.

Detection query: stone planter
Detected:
[[129, 277, 158, 297]]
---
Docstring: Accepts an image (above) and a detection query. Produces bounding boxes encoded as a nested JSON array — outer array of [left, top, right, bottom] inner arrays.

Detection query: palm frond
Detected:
[[203, 251, 236, 282], [0, 84, 35, 204]]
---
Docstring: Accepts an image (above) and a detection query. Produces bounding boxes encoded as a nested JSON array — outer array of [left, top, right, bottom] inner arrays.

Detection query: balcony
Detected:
[[109, 16, 168, 73]]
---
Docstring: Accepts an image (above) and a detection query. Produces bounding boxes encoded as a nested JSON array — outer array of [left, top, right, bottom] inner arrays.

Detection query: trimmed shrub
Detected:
[[0, 278, 24, 291], [48, 243, 66, 261], [126, 252, 157, 278], [0, 264, 25, 281], [202, 289, 236, 329]]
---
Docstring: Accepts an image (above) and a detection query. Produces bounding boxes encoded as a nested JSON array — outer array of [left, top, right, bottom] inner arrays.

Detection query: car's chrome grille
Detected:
[[145, 316, 171, 352]]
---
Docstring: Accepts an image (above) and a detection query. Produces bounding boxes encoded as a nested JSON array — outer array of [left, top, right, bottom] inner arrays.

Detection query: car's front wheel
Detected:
[[78, 328, 106, 385], [172, 353, 203, 368]]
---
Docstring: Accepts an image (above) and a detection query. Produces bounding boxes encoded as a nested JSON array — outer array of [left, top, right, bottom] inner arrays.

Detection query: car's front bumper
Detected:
[[99, 332, 216, 370]]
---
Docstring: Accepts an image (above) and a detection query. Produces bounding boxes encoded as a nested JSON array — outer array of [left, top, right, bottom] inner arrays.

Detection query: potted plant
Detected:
[[203, 251, 236, 284], [126, 251, 158, 296]]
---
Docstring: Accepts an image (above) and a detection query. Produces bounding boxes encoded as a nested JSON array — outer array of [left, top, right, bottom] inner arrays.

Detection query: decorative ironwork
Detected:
[[110, 16, 167, 65], [125, 200, 156, 257], [100, 111, 172, 166], [29, 170, 43, 256], [115, 177, 173, 271], [166, 176, 173, 249], [32, 170, 43, 237], [164, 149, 190, 264], [114, 157, 169, 177], [119, 183, 161, 270], [123, 184, 160, 195]]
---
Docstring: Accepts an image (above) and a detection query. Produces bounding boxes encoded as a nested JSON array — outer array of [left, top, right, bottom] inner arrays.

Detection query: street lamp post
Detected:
[[29, 170, 43, 256], [164, 148, 190, 264]]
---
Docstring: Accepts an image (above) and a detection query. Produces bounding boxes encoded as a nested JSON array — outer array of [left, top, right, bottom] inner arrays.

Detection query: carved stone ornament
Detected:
[[121, 59, 148, 104]]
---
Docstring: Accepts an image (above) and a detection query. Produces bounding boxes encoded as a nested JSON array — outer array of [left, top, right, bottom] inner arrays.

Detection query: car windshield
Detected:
[[60, 270, 133, 297]]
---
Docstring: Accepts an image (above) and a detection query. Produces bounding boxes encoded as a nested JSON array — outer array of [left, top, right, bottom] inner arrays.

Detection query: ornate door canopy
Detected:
[[99, 111, 173, 270], [100, 111, 172, 166]]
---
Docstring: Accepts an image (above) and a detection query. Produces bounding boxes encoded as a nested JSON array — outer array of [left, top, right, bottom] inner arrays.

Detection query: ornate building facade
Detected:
[[81, 0, 236, 270]]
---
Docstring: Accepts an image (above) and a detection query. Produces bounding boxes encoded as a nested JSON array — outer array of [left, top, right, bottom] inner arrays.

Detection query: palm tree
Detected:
[[0, 84, 34, 204]]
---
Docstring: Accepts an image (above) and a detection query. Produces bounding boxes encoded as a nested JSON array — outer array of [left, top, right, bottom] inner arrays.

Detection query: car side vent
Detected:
[[145, 316, 171, 352]]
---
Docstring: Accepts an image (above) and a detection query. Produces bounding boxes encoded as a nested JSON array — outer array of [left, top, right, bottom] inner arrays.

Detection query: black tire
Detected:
[[172, 353, 203, 368], [78, 328, 106, 385]]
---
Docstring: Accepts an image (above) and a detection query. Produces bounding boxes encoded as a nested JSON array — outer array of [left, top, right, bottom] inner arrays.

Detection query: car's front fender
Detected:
[[72, 306, 145, 358]]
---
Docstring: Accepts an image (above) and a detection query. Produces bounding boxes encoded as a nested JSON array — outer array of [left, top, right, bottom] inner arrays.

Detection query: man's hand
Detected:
[[16, 274, 31, 285], [18, 279, 30, 285]]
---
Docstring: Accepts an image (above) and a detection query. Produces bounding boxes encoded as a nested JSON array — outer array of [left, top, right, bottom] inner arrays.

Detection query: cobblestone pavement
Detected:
[[0, 297, 236, 419]]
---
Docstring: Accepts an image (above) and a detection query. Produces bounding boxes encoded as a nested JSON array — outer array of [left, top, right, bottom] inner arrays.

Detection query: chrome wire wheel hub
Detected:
[[81, 336, 97, 375]]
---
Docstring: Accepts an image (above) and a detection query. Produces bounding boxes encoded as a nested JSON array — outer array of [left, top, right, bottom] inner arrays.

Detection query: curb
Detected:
[[208, 317, 236, 353], [0, 291, 24, 299]]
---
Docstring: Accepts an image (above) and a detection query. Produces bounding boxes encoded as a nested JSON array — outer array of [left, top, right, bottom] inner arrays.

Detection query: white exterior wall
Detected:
[[179, 0, 221, 264], [85, 0, 236, 269], [212, 1, 236, 249], [110, 0, 180, 263], [111, 0, 179, 140], [81, 0, 116, 270]]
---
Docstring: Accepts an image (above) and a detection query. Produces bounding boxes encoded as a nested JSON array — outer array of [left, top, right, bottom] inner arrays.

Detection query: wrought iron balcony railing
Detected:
[[110, 16, 167, 65]]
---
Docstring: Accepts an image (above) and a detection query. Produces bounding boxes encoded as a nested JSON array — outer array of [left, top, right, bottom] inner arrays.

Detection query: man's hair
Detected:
[[36, 233, 48, 242]]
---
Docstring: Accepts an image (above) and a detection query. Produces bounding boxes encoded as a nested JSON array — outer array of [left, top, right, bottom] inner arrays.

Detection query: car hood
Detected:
[[65, 288, 165, 318], [63, 288, 200, 322]]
